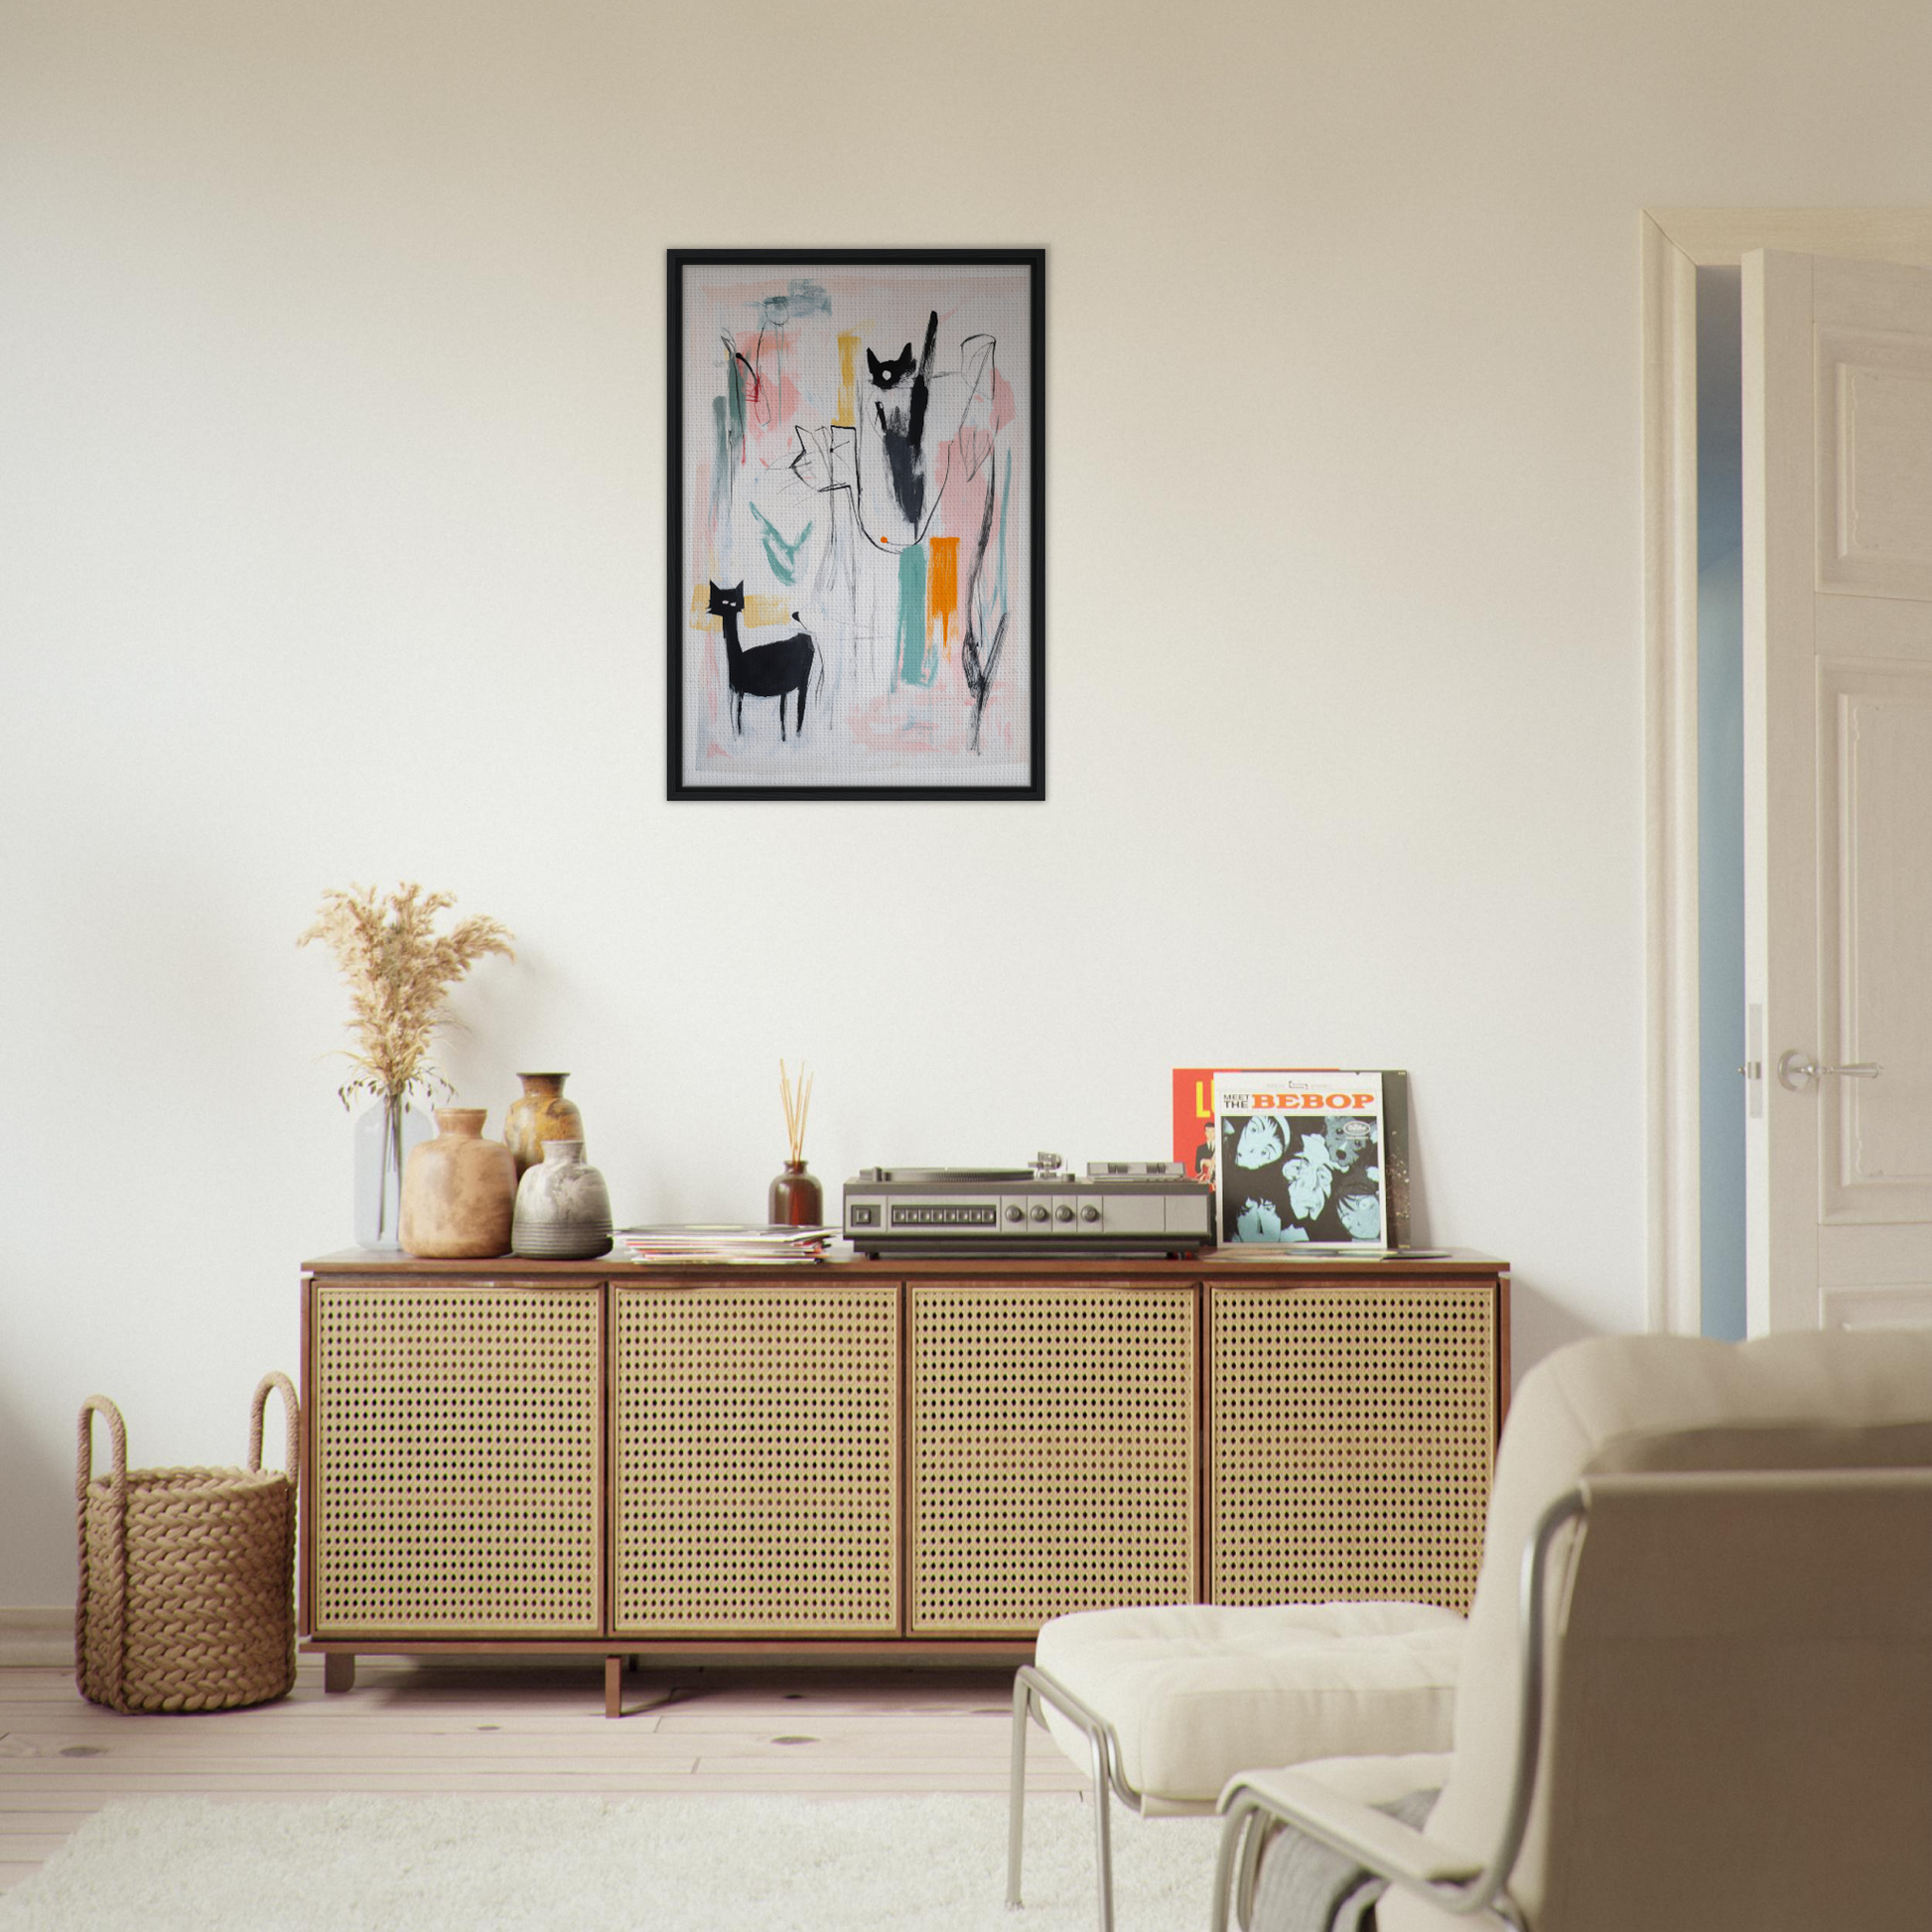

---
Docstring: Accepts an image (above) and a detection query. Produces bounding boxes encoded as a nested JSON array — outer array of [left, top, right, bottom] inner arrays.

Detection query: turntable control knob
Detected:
[[1005, 1204, 1025, 1223], [1030, 1205, 1050, 1223], [1080, 1205, 1101, 1223], [1055, 1204, 1075, 1223]]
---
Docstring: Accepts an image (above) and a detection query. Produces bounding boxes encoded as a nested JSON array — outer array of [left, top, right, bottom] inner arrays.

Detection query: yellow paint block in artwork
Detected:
[[688, 585, 797, 631], [835, 332, 860, 429], [927, 536, 959, 656]]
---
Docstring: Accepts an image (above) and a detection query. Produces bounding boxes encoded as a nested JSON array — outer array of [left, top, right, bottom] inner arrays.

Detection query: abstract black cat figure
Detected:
[[708, 581, 816, 740]]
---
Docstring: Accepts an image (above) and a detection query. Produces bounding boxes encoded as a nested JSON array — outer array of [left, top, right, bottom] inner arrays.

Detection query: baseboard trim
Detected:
[[0, 1606, 71, 1667]]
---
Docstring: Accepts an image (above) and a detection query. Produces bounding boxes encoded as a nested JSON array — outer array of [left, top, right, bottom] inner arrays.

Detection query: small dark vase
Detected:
[[768, 1160, 824, 1227]]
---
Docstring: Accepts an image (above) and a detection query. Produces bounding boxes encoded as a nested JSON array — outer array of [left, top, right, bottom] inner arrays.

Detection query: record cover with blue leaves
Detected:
[[1183, 1069, 1411, 1250]]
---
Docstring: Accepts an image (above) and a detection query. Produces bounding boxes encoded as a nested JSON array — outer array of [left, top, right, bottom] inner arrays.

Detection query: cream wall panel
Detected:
[[1818, 667, 1932, 1221], [1818, 330, 1932, 599], [1816, 595, 1932, 663]]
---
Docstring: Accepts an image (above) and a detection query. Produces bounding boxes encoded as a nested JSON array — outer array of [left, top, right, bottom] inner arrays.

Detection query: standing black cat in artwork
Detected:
[[708, 581, 816, 740]]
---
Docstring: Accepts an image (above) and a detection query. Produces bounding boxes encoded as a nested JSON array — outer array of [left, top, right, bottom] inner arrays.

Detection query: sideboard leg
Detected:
[[323, 1652, 355, 1695], [605, 1654, 622, 1719]]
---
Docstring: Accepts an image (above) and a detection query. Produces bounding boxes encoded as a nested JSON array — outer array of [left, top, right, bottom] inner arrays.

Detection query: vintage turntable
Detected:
[[843, 1154, 1212, 1257]]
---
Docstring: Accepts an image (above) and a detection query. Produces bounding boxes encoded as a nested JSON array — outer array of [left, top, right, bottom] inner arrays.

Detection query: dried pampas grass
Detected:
[[298, 883, 515, 1107]]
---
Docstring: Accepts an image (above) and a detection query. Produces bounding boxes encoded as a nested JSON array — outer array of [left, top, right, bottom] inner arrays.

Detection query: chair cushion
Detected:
[[1242, 1749, 1452, 1813], [1033, 1601, 1465, 1810]]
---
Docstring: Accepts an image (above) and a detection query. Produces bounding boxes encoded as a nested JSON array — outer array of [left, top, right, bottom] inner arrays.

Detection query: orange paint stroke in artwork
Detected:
[[927, 536, 959, 657], [835, 332, 860, 429]]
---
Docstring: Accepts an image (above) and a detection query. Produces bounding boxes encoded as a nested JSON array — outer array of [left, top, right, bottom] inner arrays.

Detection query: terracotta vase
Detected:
[[512, 1141, 614, 1260], [503, 1072, 586, 1178], [768, 1160, 824, 1227], [400, 1109, 515, 1258]]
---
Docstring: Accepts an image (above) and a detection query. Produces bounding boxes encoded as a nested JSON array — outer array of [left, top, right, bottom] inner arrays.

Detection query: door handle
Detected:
[[1777, 1050, 1882, 1091]]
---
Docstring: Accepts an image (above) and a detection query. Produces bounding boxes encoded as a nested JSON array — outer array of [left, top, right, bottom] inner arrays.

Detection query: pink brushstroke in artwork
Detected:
[[845, 695, 956, 757], [732, 331, 769, 399], [990, 368, 1017, 434], [935, 447, 993, 541], [978, 674, 1014, 754], [731, 334, 805, 449]]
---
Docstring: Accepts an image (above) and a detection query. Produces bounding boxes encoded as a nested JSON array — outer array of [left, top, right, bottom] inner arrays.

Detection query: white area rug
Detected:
[[0, 1792, 1222, 1930]]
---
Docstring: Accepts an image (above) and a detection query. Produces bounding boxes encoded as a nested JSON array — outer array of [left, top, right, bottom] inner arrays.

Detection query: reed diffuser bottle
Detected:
[[768, 1058, 823, 1226]]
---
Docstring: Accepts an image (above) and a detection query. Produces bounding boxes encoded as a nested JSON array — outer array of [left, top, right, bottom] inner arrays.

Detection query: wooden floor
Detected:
[[0, 1656, 1085, 1892]]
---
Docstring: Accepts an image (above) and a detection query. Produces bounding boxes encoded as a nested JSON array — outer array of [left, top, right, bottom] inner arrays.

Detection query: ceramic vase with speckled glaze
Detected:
[[512, 1141, 614, 1259], [503, 1072, 586, 1178], [400, 1108, 515, 1258]]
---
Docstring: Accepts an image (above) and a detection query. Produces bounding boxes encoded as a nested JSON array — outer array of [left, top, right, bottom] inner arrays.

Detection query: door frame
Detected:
[[1641, 209, 1932, 1334]]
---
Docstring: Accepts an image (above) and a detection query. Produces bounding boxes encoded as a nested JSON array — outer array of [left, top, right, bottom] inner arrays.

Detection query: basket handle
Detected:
[[248, 1371, 301, 1481], [76, 1395, 127, 1504], [74, 1395, 131, 1707]]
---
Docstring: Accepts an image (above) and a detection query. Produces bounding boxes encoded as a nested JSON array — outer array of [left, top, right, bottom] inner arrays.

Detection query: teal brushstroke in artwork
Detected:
[[708, 339, 746, 524], [710, 396, 731, 518], [751, 504, 812, 585], [897, 543, 931, 687], [760, 280, 832, 327]]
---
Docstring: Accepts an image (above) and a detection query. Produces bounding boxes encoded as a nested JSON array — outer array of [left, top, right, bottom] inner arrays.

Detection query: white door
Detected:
[[1744, 249, 1932, 1331]]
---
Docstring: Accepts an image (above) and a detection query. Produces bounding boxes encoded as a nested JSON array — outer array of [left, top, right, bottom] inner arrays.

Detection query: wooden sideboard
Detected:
[[300, 1250, 1509, 1714]]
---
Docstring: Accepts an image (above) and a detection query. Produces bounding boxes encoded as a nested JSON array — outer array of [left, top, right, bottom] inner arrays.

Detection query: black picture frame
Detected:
[[667, 247, 1045, 801]]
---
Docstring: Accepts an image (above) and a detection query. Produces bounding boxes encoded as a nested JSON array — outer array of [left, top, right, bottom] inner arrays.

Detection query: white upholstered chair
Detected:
[[1213, 1327, 1932, 1932], [1008, 1550, 1468, 1920]]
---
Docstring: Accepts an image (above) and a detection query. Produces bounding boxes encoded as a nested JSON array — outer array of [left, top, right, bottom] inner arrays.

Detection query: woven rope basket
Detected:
[[75, 1373, 300, 1714]]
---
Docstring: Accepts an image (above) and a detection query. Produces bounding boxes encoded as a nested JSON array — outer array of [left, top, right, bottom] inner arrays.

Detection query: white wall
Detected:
[[4, 0, 1928, 1604]]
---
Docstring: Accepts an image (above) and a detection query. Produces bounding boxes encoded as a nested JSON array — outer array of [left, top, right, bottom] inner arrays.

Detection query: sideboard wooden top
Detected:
[[305, 1247, 1507, 1281]]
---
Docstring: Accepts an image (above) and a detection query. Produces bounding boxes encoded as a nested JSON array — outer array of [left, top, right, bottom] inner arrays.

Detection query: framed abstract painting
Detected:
[[667, 248, 1044, 800]]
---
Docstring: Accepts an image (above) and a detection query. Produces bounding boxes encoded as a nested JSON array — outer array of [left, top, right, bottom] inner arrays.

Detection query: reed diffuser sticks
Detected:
[[779, 1058, 813, 1165], [770, 1058, 823, 1226]]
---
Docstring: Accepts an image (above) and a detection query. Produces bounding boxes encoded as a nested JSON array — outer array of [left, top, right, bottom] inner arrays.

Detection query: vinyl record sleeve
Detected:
[[1172, 1067, 1411, 1248]]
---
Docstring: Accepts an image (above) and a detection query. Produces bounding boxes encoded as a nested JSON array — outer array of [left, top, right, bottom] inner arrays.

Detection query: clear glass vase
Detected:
[[352, 1094, 432, 1249]]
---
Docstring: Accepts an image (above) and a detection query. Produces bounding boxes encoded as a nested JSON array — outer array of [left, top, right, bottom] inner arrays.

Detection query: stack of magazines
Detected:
[[613, 1224, 838, 1264]]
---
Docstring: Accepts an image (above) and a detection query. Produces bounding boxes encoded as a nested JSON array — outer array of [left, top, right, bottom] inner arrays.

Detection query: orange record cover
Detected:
[[1172, 1067, 1338, 1183]]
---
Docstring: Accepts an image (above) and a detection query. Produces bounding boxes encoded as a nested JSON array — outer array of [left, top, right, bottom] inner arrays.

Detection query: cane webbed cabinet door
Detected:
[[907, 1280, 1198, 1634], [1208, 1281, 1495, 1612], [310, 1281, 604, 1636], [611, 1281, 900, 1635]]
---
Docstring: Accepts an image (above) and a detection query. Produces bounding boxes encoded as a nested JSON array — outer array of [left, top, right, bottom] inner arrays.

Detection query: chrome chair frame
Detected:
[[1007, 1662, 1173, 1932], [1208, 1489, 1587, 1932]]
